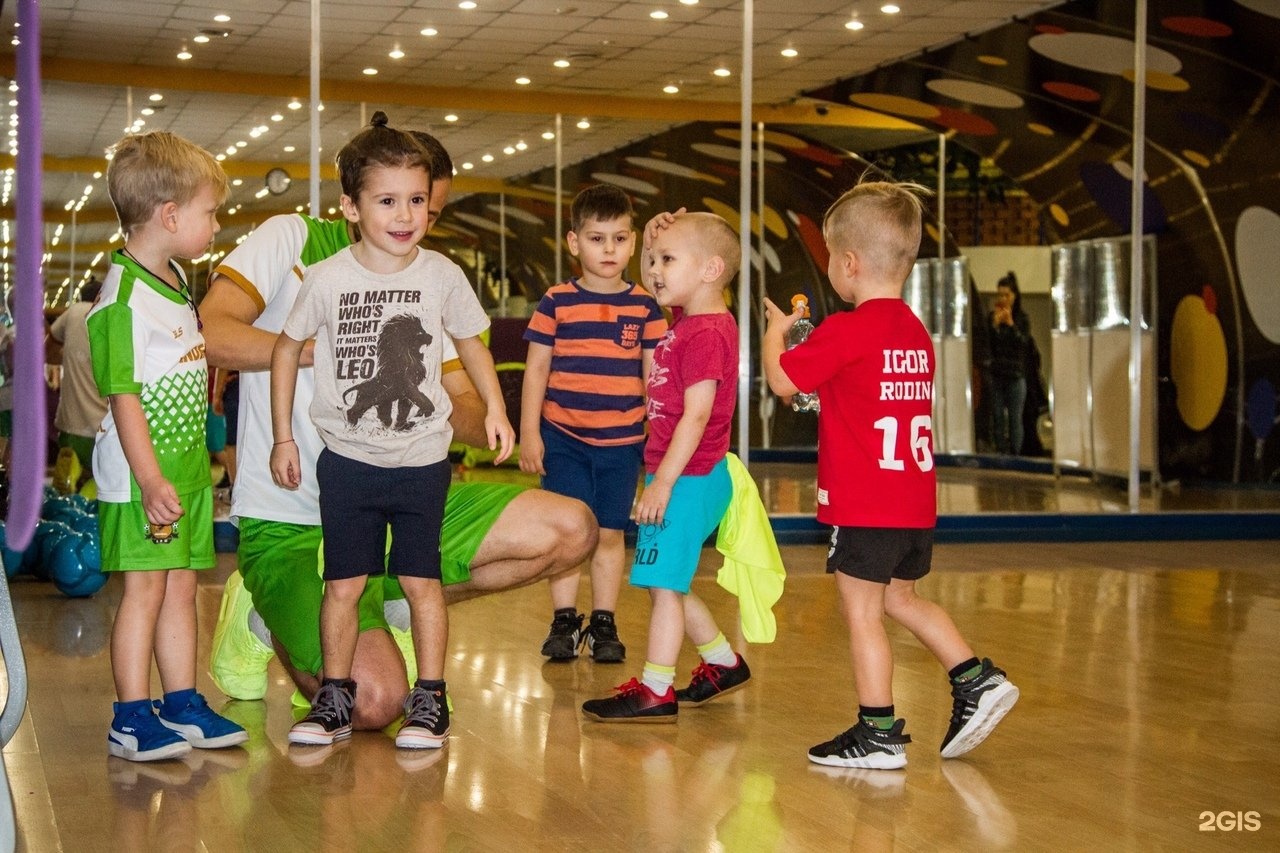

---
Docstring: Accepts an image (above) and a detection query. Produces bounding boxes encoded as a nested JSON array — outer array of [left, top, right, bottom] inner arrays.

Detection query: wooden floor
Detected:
[[3, 535, 1279, 852]]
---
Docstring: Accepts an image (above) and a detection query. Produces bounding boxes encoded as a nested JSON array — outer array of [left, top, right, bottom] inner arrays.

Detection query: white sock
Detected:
[[384, 598, 411, 632], [697, 633, 737, 667], [247, 609, 273, 648]]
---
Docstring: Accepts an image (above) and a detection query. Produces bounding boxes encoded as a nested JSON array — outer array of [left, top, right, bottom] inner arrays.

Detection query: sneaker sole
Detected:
[[288, 726, 353, 746], [581, 710, 677, 724], [676, 677, 751, 706], [395, 729, 449, 749], [108, 738, 192, 763], [807, 750, 907, 770], [589, 649, 625, 663], [941, 682, 1019, 759], [157, 720, 249, 749]]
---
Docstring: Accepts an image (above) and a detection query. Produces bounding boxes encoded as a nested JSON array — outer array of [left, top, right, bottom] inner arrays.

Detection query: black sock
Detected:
[[590, 609, 614, 622], [416, 679, 446, 693], [320, 676, 356, 695], [859, 705, 895, 730], [554, 607, 578, 619], [949, 657, 982, 682]]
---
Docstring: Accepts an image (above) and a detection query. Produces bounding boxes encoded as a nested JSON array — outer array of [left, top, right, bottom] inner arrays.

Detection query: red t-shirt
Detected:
[[779, 298, 936, 528], [644, 311, 738, 475]]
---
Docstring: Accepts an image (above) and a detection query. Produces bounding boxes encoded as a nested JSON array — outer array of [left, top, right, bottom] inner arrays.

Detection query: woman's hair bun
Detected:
[[370, 111, 390, 128]]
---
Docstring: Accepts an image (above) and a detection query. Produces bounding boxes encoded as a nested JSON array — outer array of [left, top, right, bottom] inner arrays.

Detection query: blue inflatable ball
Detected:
[[36, 521, 75, 581], [68, 513, 99, 538], [42, 494, 72, 520], [50, 536, 107, 598], [77, 532, 102, 573], [0, 521, 25, 578]]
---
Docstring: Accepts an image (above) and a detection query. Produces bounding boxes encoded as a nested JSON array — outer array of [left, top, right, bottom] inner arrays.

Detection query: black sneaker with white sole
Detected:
[[541, 610, 583, 661], [581, 611, 625, 663], [808, 719, 912, 770], [940, 658, 1019, 759], [288, 679, 355, 746]]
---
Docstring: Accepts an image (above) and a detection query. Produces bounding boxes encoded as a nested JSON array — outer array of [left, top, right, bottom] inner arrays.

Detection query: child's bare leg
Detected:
[[682, 591, 721, 647], [884, 578, 974, 671], [318, 576, 365, 679], [399, 576, 447, 682], [836, 571, 894, 707], [546, 562, 583, 611], [153, 569, 197, 693], [112, 571, 168, 701], [646, 587, 684, 667], [588, 527, 625, 612]]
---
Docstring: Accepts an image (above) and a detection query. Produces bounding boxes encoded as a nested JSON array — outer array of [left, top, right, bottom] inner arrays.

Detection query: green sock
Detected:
[[859, 705, 895, 730]]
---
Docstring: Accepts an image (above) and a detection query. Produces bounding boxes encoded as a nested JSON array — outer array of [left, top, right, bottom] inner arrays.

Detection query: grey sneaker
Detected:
[[288, 680, 355, 746], [396, 685, 450, 749]]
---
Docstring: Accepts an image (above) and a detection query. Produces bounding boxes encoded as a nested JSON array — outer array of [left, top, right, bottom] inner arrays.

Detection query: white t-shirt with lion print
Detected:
[[283, 246, 489, 468]]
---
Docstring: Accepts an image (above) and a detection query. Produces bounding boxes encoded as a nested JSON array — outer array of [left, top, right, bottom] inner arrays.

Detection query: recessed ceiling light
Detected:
[[271, 113, 283, 121], [650, 10, 668, 20], [288, 100, 302, 110], [663, 84, 679, 94], [225, 146, 237, 155], [515, 141, 527, 151], [462, 162, 474, 170], [577, 118, 590, 129], [235, 140, 247, 148], [781, 48, 798, 58], [420, 27, 438, 36], [389, 47, 405, 60], [680, 0, 699, 5], [284, 145, 296, 152], [542, 131, 555, 140], [363, 67, 378, 75], [140, 107, 155, 115], [845, 19, 864, 31], [503, 146, 515, 155], [177, 48, 193, 60], [214, 14, 231, 23], [554, 59, 570, 68], [93, 171, 102, 179], [149, 93, 163, 102], [232, 178, 243, 186], [482, 153, 494, 162], [216, 153, 226, 161], [713, 67, 731, 77], [881, 4, 900, 13], [194, 34, 210, 44], [515, 76, 531, 85], [445, 114, 458, 122], [459, 1, 476, 8]]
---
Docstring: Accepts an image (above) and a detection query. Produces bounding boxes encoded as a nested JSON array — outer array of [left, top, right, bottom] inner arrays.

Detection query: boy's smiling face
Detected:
[[646, 221, 706, 310]]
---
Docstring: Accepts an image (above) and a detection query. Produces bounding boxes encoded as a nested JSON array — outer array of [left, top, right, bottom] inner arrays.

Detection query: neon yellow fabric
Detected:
[[714, 453, 786, 643]]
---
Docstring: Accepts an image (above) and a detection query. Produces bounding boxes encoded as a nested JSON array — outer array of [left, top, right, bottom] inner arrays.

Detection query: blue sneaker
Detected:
[[109, 701, 192, 762], [154, 692, 249, 749]]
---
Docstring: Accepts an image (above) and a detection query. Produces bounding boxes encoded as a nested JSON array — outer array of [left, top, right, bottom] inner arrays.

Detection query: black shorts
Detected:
[[223, 376, 239, 446], [316, 448, 452, 582], [826, 526, 933, 585]]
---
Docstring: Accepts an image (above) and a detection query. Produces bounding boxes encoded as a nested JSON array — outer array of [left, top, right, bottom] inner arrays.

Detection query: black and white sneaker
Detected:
[[396, 685, 450, 749], [808, 719, 911, 770], [581, 611, 626, 663], [941, 658, 1019, 759], [541, 611, 583, 661], [288, 680, 355, 746]]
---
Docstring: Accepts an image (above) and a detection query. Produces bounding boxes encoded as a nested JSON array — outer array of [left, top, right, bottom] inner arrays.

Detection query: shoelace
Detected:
[[613, 678, 645, 696], [688, 661, 718, 686], [405, 690, 442, 727], [309, 684, 351, 723]]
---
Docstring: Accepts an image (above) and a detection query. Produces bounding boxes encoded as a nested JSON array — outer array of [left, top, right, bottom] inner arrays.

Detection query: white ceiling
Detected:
[[2, 0, 1063, 294]]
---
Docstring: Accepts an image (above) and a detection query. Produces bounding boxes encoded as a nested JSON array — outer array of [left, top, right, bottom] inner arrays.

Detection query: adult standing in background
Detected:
[[49, 278, 109, 476], [987, 272, 1032, 456]]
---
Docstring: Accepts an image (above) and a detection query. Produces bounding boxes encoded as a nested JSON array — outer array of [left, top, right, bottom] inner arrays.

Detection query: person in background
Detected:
[[987, 272, 1032, 456], [49, 278, 110, 480]]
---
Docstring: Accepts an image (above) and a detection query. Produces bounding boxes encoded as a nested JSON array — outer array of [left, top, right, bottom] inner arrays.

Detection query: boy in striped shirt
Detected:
[[520, 184, 668, 662]]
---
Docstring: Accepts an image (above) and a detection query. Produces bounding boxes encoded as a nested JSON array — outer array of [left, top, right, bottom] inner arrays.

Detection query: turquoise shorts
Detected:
[[629, 457, 731, 593]]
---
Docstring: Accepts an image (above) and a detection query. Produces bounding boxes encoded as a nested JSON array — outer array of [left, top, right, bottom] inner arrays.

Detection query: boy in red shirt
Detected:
[[762, 181, 1018, 768]]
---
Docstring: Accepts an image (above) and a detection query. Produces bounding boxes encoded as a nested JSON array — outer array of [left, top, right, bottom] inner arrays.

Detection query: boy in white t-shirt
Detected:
[[270, 113, 514, 750]]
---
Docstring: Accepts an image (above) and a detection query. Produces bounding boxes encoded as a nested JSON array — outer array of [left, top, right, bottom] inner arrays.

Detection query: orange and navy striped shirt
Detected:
[[523, 279, 667, 446]]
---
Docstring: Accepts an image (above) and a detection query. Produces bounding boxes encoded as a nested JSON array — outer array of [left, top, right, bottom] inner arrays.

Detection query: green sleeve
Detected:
[[87, 302, 142, 396]]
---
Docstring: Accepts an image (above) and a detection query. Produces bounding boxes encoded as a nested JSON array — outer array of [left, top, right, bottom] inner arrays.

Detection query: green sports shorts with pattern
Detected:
[[237, 481, 525, 675]]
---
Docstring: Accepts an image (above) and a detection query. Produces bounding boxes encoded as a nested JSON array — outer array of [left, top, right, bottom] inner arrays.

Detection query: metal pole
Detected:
[[736, 0, 753, 465], [499, 193, 507, 316], [67, 205, 76, 303], [309, 0, 321, 217], [1128, 0, 1148, 511], [936, 133, 947, 452], [555, 113, 563, 285], [757, 120, 770, 449]]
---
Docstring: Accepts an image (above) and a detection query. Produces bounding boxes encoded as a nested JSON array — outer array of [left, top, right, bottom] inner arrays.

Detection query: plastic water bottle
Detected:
[[788, 294, 820, 413]]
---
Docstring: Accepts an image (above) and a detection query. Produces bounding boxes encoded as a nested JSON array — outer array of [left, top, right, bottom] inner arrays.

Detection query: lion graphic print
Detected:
[[283, 246, 490, 468]]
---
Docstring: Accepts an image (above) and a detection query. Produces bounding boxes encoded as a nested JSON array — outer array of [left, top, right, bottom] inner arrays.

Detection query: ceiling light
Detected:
[[93, 171, 102, 179], [881, 4, 900, 13], [462, 162, 474, 170], [194, 34, 210, 44], [216, 153, 227, 162], [482, 153, 494, 162], [663, 84, 679, 94], [389, 47, 405, 60], [420, 27, 438, 36], [845, 19, 864, 31], [541, 131, 555, 140], [363, 67, 378, 75], [713, 67, 731, 77], [503, 146, 515, 155], [177, 47, 193, 60], [577, 118, 590, 129], [140, 107, 155, 115], [271, 113, 283, 121], [214, 14, 231, 23], [781, 48, 798, 58], [444, 114, 458, 123], [680, 0, 699, 4], [235, 140, 247, 148], [288, 99, 302, 110], [459, 1, 477, 8], [650, 10, 669, 20], [283, 145, 296, 152], [232, 178, 243, 186], [515, 76, 531, 85], [554, 59, 570, 68], [515, 141, 527, 151], [255, 187, 269, 199], [149, 93, 163, 102], [225, 146, 237, 155]]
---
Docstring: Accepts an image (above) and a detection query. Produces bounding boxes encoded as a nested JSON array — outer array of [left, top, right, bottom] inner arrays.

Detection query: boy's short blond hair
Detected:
[[823, 180, 930, 283], [107, 131, 228, 236], [678, 212, 741, 287]]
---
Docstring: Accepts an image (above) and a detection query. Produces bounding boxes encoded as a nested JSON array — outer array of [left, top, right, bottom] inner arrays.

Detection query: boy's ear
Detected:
[[339, 194, 359, 224], [703, 254, 726, 283], [565, 230, 580, 258], [159, 200, 180, 233], [841, 248, 859, 280]]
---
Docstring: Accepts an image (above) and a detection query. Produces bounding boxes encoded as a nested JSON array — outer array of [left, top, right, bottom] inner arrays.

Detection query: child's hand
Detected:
[[763, 297, 801, 339], [643, 207, 687, 250], [139, 476, 184, 526], [486, 410, 516, 465], [270, 440, 302, 490], [633, 479, 673, 526], [518, 431, 546, 475]]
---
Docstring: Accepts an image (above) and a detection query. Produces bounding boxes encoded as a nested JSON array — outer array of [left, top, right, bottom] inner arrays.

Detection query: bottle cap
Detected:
[[790, 294, 810, 316]]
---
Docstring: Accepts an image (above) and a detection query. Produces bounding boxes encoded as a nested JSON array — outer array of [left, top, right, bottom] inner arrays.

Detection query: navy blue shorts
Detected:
[[540, 423, 641, 530], [223, 375, 239, 447], [316, 448, 452, 581], [826, 526, 933, 585]]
